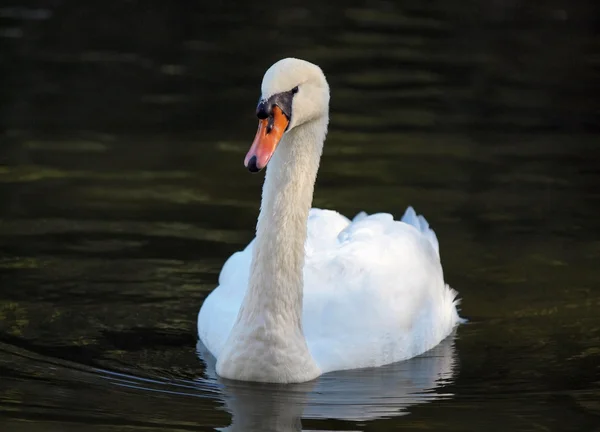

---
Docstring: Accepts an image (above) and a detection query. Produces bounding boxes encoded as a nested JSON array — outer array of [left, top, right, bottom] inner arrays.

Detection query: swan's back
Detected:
[[302, 207, 458, 372]]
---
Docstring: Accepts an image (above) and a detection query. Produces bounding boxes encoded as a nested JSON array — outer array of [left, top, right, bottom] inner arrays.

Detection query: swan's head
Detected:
[[244, 58, 330, 173]]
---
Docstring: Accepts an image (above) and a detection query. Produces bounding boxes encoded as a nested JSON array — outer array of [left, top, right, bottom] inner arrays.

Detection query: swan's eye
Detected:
[[291, 86, 299, 94]]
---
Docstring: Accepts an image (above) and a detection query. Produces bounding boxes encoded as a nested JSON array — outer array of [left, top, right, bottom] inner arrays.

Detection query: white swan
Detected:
[[198, 57, 461, 384]]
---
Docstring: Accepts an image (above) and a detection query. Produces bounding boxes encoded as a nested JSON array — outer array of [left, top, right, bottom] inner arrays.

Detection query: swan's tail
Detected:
[[401, 206, 440, 256]]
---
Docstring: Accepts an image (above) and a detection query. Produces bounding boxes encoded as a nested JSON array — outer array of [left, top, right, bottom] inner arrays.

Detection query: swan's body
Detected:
[[197, 58, 461, 383]]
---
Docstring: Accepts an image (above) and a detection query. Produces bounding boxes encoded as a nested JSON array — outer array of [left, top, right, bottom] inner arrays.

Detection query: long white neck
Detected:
[[243, 117, 326, 328], [216, 116, 327, 383]]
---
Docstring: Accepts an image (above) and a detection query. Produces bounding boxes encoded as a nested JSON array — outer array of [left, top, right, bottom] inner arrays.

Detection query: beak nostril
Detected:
[[266, 116, 275, 134]]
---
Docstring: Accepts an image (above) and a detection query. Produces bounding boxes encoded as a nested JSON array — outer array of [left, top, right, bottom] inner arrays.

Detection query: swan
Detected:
[[197, 57, 461, 384]]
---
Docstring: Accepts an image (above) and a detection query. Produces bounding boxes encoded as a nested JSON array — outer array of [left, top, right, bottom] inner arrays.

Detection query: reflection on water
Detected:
[[0, 335, 455, 432], [202, 336, 457, 431], [1, 0, 600, 431]]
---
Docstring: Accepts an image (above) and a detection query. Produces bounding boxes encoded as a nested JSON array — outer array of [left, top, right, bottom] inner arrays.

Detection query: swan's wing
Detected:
[[198, 246, 252, 357], [350, 207, 439, 256], [303, 207, 459, 372], [400, 206, 439, 257], [213, 207, 350, 295], [306, 208, 352, 253], [198, 208, 350, 357], [198, 206, 459, 366]]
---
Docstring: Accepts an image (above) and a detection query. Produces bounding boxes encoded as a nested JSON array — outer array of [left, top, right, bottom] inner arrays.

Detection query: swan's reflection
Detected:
[[197, 333, 457, 431]]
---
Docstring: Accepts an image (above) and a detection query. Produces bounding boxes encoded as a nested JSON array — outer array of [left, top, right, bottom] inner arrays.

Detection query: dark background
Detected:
[[2, 0, 599, 137]]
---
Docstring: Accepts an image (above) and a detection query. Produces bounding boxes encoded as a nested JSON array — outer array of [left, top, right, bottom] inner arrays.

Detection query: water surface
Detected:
[[1, 1, 600, 431]]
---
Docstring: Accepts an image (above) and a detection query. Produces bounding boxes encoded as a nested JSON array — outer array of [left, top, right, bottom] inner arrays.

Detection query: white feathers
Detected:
[[401, 206, 440, 257], [198, 206, 461, 377], [197, 58, 461, 383]]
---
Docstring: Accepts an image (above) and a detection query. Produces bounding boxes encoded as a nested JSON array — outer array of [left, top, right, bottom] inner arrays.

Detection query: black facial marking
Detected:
[[255, 87, 298, 122]]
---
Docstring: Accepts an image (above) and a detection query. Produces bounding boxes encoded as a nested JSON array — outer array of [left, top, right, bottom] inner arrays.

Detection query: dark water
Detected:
[[1, 2, 600, 431]]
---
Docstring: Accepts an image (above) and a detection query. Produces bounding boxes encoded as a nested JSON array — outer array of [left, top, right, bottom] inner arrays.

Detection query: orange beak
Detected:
[[244, 105, 289, 173]]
